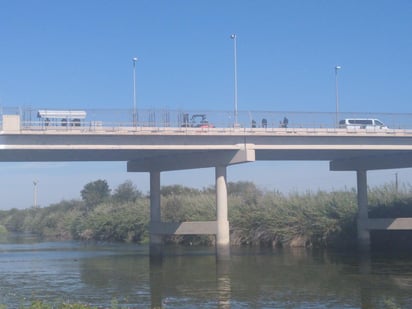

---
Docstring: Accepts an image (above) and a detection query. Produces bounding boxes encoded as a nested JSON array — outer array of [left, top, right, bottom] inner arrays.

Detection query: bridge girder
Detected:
[[127, 145, 255, 172], [330, 151, 412, 171]]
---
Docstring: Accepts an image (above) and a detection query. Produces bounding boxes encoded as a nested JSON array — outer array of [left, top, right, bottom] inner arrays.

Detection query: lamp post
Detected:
[[334, 65, 341, 128], [132, 57, 138, 127], [33, 180, 38, 208], [230, 34, 238, 127]]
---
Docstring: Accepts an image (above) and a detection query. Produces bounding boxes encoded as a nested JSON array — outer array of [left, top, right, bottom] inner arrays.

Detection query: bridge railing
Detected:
[[2, 107, 412, 132]]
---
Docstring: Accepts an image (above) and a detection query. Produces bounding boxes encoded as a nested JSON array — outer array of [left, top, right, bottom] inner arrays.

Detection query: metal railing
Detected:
[[2, 106, 412, 132]]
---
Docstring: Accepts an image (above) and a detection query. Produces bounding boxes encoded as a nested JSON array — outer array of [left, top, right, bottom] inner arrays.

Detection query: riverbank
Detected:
[[0, 180, 411, 249]]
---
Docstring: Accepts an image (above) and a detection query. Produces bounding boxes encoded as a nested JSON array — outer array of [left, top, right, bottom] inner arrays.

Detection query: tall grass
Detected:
[[229, 188, 358, 248], [0, 181, 411, 249]]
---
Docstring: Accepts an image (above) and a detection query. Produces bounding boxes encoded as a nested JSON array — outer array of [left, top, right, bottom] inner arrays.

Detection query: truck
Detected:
[[181, 113, 214, 128]]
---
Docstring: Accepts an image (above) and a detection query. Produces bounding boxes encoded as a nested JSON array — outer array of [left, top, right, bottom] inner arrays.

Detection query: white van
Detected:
[[339, 118, 388, 130]]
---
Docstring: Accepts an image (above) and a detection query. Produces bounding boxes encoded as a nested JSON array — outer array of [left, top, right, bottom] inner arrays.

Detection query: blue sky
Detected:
[[0, 0, 412, 209]]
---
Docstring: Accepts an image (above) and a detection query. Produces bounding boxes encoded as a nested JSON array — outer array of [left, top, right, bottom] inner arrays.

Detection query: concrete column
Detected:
[[216, 166, 230, 259], [150, 170, 163, 259], [356, 169, 370, 250]]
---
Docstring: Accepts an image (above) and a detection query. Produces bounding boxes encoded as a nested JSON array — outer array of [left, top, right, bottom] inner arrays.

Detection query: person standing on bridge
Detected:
[[280, 117, 288, 128]]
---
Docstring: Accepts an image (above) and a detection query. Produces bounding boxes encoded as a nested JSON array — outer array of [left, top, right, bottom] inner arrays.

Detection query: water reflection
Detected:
[[216, 260, 231, 309], [148, 254, 232, 308], [149, 258, 163, 308], [1, 237, 412, 308]]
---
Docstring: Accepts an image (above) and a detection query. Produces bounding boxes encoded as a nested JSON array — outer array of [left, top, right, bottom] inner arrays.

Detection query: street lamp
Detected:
[[334, 65, 341, 128], [230, 34, 238, 127], [132, 57, 138, 127]]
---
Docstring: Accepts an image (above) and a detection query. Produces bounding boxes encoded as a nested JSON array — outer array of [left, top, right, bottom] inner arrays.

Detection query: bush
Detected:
[[1, 180, 412, 249], [71, 200, 149, 243]]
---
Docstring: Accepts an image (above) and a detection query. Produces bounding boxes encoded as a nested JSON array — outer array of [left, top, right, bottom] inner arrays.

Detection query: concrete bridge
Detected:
[[2, 110, 412, 258]]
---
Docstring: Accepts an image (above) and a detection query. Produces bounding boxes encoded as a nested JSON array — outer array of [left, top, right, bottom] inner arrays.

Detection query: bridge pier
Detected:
[[216, 166, 230, 259], [149, 171, 163, 260], [126, 145, 254, 259], [330, 155, 412, 252], [356, 170, 370, 251], [147, 166, 231, 260]]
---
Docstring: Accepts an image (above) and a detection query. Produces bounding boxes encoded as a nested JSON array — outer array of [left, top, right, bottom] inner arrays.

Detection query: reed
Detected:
[[0, 181, 411, 249]]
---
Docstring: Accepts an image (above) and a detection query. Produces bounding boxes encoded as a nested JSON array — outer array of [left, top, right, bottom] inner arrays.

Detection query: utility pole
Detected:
[[33, 180, 39, 208], [395, 172, 399, 192]]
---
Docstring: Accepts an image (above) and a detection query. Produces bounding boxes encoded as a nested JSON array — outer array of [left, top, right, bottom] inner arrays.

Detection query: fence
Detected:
[[1, 106, 412, 131]]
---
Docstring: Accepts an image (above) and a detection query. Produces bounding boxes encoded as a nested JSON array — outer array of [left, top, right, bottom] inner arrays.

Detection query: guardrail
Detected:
[[2, 107, 412, 131]]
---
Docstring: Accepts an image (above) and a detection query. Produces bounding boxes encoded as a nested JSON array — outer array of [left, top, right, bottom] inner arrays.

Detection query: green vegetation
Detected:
[[0, 224, 7, 235], [0, 180, 410, 248]]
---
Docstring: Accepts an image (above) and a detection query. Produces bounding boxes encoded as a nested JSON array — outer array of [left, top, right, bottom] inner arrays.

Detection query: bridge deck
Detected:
[[0, 125, 411, 171]]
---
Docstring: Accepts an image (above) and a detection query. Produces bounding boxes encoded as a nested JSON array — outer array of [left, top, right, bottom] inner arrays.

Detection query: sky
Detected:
[[0, 0, 412, 209]]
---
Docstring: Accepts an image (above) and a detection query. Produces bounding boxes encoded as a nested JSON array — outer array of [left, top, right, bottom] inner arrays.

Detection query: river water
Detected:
[[0, 234, 412, 308]]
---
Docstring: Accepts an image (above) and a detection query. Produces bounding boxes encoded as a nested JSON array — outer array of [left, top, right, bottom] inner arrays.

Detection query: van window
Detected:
[[348, 119, 372, 125]]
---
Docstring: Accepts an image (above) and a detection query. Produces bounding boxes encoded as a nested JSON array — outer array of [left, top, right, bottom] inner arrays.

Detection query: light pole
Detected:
[[132, 57, 138, 127], [334, 65, 341, 128], [33, 180, 38, 208], [230, 34, 238, 127]]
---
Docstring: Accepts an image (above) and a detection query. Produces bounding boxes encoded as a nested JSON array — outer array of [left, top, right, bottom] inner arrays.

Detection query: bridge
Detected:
[[2, 107, 412, 258]]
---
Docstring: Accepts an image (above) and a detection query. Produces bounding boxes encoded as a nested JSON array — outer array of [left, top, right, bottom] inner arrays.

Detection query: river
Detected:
[[0, 234, 412, 308]]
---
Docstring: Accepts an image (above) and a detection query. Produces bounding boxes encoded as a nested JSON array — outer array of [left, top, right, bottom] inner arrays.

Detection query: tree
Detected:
[[227, 181, 261, 206], [227, 181, 259, 195], [81, 179, 110, 211], [112, 180, 142, 203], [161, 184, 200, 197]]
